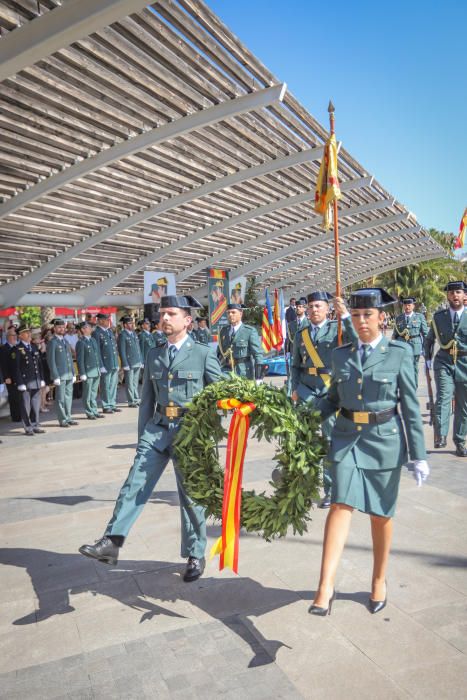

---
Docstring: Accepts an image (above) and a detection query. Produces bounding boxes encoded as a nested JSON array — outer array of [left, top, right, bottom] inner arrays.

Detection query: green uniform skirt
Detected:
[[330, 462, 402, 517]]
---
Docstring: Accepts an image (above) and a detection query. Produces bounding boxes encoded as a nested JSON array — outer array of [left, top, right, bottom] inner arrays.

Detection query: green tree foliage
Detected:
[[242, 276, 263, 327], [17, 306, 41, 328], [362, 228, 465, 316]]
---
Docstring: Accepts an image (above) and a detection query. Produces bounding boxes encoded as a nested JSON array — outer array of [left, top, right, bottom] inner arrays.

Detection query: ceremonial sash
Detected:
[[394, 321, 411, 341], [210, 398, 256, 573], [431, 317, 458, 362], [301, 329, 331, 388]]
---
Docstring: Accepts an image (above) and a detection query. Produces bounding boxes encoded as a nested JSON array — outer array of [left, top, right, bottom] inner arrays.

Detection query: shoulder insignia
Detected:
[[389, 339, 408, 349], [335, 342, 352, 350]]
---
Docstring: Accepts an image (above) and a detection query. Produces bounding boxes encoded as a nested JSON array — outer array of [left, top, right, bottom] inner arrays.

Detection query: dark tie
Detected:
[[361, 344, 371, 365], [453, 312, 460, 332], [312, 326, 318, 342], [168, 345, 177, 364], [405, 316, 410, 324], [229, 327, 235, 340]]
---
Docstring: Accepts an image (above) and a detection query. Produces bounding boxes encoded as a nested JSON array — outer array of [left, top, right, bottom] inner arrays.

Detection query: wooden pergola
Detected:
[[0, 0, 445, 308]]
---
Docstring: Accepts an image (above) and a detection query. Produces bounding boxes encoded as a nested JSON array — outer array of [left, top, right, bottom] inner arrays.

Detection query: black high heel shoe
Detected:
[[368, 582, 387, 614], [308, 589, 336, 616]]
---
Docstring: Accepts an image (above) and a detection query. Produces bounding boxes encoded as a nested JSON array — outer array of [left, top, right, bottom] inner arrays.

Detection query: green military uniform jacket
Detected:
[[93, 325, 119, 371], [291, 317, 357, 402], [287, 317, 309, 345], [139, 337, 222, 440], [217, 323, 263, 379], [138, 330, 156, 363], [76, 336, 102, 378], [425, 308, 467, 379], [46, 335, 75, 380], [118, 329, 142, 369], [194, 328, 211, 345], [392, 312, 429, 356], [318, 338, 426, 470]]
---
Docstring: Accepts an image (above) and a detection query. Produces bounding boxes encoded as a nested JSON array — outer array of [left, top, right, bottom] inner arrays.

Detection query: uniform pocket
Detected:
[[234, 341, 248, 359], [178, 370, 202, 398], [372, 370, 398, 400]]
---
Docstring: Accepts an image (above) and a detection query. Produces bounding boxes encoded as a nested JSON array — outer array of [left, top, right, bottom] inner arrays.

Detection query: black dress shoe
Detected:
[[435, 437, 447, 448], [86, 415, 96, 420], [33, 428, 46, 433], [59, 423, 70, 428], [103, 408, 113, 414], [79, 536, 119, 565], [95, 413, 105, 418], [319, 494, 331, 509], [455, 443, 467, 457], [183, 556, 205, 582], [112, 408, 122, 413], [309, 589, 336, 616], [68, 420, 79, 426], [24, 431, 35, 436]]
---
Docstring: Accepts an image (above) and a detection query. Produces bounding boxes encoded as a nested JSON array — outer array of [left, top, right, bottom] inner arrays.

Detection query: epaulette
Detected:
[[334, 342, 352, 350], [242, 324, 255, 330], [389, 339, 409, 350]]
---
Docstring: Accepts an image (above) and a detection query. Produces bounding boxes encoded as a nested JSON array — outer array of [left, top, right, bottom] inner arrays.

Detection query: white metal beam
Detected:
[[81, 175, 374, 302], [0, 84, 287, 219], [273, 225, 422, 290], [0, 144, 323, 307], [0, 0, 153, 81]]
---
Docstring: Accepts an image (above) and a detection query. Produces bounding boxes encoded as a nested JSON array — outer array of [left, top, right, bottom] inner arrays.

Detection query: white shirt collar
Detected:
[[405, 312, 414, 318], [449, 307, 464, 320], [231, 321, 243, 332], [358, 333, 383, 350], [168, 335, 189, 351], [310, 319, 327, 330]]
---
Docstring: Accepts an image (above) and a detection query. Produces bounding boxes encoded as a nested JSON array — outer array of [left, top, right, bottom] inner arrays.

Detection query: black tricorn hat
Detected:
[[53, 318, 66, 326], [349, 288, 396, 309], [120, 315, 133, 324], [226, 303, 245, 311], [77, 321, 91, 330], [401, 297, 416, 304], [297, 297, 308, 306], [444, 281, 466, 292], [96, 312, 109, 320], [17, 324, 31, 334], [160, 295, 203, 309], [307, 291, 333, 303]]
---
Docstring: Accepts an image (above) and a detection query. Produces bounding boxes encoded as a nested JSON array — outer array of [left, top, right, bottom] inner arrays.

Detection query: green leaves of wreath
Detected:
[[174, 376, 327, 540]]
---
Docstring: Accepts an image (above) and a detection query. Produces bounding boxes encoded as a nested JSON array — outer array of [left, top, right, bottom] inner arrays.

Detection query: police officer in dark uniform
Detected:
[[0, 326, 21, 422], [14, 325, 46, 436], [286, 297, 309, 346], [194, 317, 211, 345], [217, 304, 263, 379]]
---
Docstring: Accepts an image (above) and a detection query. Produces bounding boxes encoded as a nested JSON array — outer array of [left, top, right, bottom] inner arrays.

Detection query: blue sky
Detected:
[[208, 0, 466, 241]]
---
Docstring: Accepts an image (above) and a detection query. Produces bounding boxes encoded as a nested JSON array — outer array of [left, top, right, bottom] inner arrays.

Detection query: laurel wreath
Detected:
[[173, 376, 327, 540]]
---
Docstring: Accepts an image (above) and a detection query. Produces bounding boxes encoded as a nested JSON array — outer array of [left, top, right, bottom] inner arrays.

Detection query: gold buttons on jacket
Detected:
[[168, 374, 173, 380], [357, 378, 362, 384], [357, 426, 362, 431], [357, 394, 362, 400], [169, 387, 173, 392]]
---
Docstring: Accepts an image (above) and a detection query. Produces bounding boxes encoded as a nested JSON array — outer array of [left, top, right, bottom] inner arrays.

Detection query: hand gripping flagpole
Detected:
[[328, 101, 342, 345]]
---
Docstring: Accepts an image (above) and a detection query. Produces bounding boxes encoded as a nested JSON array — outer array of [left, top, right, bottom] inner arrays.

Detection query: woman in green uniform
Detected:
[[310, 289, 429, 615]]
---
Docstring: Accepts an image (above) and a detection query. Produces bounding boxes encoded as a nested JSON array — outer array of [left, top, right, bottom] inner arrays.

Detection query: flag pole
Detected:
[[328, 100, 342, 345]]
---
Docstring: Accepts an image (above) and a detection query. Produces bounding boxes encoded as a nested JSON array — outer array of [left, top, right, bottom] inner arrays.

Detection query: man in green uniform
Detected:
[[76, 321, 104, 421], [118, 316, 143, 407], [93, 313, 121, 414], [286, 297, 309, 346], [46, 319, 78, 427], [195, 317, 211, 345], [217, 303, 263, 379], [291, 291, 358, 507], [79, 295, 222, 582], [392, 297, 429, 387], [138, 318, 156, 364], [151, 314, 166, 347], [425, 281, 467, 455]]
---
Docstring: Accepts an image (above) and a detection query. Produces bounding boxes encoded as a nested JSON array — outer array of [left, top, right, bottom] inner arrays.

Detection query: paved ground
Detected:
[[0, 367, 466, 699]]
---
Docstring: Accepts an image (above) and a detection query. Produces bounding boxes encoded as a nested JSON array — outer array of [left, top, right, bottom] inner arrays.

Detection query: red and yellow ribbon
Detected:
[[210, 398, 256, 573]]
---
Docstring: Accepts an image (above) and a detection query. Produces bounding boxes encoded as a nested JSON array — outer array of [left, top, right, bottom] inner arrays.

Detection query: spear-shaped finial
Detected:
[[328, 100, 335, 114]]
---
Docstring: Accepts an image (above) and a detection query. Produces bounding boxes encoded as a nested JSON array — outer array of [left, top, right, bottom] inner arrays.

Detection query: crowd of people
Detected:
[[0, 312, 211, 436]]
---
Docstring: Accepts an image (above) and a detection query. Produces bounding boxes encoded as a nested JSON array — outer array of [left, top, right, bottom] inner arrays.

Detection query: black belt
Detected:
[[155, 403, 187, 418], [340, 406, 398, 425], [305, 367, 331, 376]]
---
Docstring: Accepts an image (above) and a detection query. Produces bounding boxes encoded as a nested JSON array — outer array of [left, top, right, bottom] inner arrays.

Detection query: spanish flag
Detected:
[[454, 208, 467, 250], [314, 133, 341, 230]]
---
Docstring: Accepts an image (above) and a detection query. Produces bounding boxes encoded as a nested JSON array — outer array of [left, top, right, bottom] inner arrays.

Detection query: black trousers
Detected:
[[19, 387, 41, 432], [6, 383, 21, 421]]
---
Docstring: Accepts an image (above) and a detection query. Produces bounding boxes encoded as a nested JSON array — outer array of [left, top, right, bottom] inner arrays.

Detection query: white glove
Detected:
[[53, 378, 61, 386], [413, 459, 430, 487], [425, 360, 432, 370], [100, 367, 107, 374], [18, 384, 26, 391], [40, 380, 45, 388], [140, 364, 144, 369], [123, 366, 130, 371], [80, 375, 87, 381], [255, 379, 263, 385], [72, 376, 76, 384]]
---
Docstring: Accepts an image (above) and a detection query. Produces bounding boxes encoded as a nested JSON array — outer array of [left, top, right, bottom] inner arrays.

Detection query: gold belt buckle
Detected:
[[353, 411, 369, 424], [308, 367, 318, 376], [165, 406, 179, 418]]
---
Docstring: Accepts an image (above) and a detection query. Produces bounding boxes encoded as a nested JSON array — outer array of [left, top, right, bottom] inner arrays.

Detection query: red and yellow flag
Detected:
[[454, 208, 467, 249], [210, 398, 256, 573], [314, 133, 341, 230], [261, 288, 273, 352], [272, 288, 283, 351]]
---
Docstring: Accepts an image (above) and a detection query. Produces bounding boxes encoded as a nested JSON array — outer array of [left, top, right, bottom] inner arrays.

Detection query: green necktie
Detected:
[[453, 312, 460, 332], [361, 344, 371, 365], [168, 345, 177, 365]]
